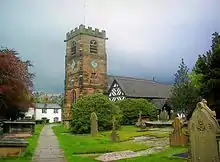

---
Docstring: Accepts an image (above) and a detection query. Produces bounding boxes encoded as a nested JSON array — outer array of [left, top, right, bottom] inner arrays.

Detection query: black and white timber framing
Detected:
[[108, 80, 126, 101]]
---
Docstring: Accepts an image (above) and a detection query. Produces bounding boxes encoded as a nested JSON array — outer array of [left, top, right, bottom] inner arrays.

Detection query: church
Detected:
[[62, 24, 171, 126]]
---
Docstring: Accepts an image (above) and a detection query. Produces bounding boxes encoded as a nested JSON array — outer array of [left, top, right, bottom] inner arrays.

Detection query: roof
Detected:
[[35, 103, 61, 109], [151, 99, 168, 110], [107, 75, 172, 98]]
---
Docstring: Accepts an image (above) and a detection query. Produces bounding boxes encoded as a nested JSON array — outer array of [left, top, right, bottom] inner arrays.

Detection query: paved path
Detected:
[[32, 125, 65, 162]]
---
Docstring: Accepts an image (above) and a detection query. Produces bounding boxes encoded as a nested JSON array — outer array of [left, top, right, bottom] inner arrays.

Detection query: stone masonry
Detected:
[[63, 24, 108, 128]]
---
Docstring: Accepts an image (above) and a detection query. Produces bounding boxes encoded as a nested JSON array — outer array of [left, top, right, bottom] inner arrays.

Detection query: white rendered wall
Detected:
[[35, 108, 62, 123], [25, 107, 35, 118]]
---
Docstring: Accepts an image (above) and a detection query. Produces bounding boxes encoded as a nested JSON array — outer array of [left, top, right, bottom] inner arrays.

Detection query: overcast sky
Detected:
[[1, 0, 220, 93]]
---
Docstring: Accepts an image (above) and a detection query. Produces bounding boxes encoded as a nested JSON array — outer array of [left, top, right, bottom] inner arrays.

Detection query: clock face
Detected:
[[91, 60, 98, 68], [71, 59, 76, 69]]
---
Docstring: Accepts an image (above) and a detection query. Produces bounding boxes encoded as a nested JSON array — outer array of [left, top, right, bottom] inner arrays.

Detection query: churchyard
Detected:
[[51, 97, 220, 162], [52, 94, 189, 162], [53, 124, 186, 162], [1, 94, 219, 162]]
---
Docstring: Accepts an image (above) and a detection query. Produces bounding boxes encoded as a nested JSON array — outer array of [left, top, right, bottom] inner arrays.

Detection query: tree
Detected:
[[188, 71, 203, 90], [169, 58, 199, 117], [71, 94, 122, 134], [116, 98, 157, 125], [204, 33, 220, 103], [0, 48, 34, 120], [193, 33, 220, 105]]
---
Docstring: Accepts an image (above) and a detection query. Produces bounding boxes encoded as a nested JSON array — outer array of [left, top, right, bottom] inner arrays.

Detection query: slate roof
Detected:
[[35, 103, 61, 109], [107, 75, 172, 99], [151, 99, 168, 110]]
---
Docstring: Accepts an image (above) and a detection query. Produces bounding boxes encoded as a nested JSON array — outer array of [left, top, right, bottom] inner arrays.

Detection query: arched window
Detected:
[[90, 40, 98, 53], [71, 41, 76, 55]]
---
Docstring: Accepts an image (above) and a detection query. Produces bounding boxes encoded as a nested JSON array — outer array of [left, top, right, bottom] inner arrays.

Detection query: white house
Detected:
[[35, 103, 62, 123], [25, 103, 62, 123], [25, 107, 35, 119]]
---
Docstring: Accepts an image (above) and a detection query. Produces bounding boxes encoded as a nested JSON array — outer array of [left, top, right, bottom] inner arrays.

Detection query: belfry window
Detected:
[[90, 40, 98, 53], [71, 41, 76, 55]]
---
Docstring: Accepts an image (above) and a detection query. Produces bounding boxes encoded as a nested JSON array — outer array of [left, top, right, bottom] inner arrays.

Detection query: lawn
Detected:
[[53, 124, 187, 162], [53, 125, 149, 154], [100, 125, 170, 141], [1, 124, 44, 162]]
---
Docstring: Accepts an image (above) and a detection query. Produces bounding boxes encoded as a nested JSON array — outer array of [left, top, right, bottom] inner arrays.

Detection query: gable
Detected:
[[108, 80, 126, 101]]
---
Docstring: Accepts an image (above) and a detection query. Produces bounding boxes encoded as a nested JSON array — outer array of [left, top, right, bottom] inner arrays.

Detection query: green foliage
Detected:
[[169, 58, 199, 115], [71, 94, 122, 134], [116, 98, 157, 125], [192, 32, 220, 105], [202, 33, 220, 103], [188, 71, 203, 90]]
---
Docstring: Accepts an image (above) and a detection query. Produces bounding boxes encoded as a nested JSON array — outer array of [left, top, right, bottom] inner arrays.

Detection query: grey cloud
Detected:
[[0, 0, 220, 92]]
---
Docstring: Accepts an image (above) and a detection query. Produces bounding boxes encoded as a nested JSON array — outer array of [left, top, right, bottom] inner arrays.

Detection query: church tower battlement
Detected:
[[63, 24, 108, 128], [65, 24, 107, 42]]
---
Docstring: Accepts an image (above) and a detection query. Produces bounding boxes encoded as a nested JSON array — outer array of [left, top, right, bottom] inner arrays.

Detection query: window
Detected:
[[42, 108, 47, 113], [79, 75, 83, 87], [71, 41, 76, 55], [90, 40, 98, 53], [54, 109, 58, 114]]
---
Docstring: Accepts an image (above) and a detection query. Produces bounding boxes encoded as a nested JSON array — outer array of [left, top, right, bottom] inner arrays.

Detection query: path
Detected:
[[32, 125, 65, 162]]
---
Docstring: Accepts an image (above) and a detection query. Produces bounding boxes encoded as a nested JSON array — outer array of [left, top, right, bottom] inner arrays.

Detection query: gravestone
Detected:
[[90, 112, 98, 137], [188, 100, 220, 162], [3, 121, 35, 135], [169, 117, 188, 147], [111, 117, 119, 142], [0, 139, 29, 157], [159, 109, 169, 121], [136, 111, 146, 130]]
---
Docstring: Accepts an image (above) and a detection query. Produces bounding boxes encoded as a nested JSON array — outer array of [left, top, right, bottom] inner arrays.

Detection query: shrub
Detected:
[[116, 98, 157, 125], [71, 94, 122, 134]]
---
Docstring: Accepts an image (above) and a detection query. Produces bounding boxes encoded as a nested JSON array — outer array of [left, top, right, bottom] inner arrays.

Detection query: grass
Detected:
[[1, 124, 44, 162], [53, 125, 149, 154], [53, 125, 185, 162], [101, 125, 170, 141]]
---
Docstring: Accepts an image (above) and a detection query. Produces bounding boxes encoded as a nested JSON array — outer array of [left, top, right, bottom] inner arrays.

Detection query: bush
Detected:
[[116, 98, 157, 125], [71, 94, 122, 134]]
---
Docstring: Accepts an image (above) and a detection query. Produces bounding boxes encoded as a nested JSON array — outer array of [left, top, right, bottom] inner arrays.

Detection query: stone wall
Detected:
[[63, 25, 108, 126]]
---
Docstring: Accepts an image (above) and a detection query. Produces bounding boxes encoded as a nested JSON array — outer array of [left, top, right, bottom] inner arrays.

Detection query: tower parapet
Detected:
[[65, 24, 107, 42]]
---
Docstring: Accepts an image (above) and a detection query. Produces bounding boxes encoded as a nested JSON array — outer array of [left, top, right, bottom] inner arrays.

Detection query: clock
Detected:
[[91, 60, 98, 68], [71, 59, 76, 69]]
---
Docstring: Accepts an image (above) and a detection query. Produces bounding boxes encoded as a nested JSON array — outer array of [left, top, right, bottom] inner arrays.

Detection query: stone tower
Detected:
[[63, 24, 108, 128]]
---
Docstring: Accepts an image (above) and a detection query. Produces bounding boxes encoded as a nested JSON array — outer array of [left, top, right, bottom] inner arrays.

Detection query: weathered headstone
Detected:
[[111, 116, 119, 142], [159, 109, 169, 121], [169, 117, 188, 147], [136, 111, 146, 129], [90, 112, 98, 137], [188, 100, 220, 162]]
